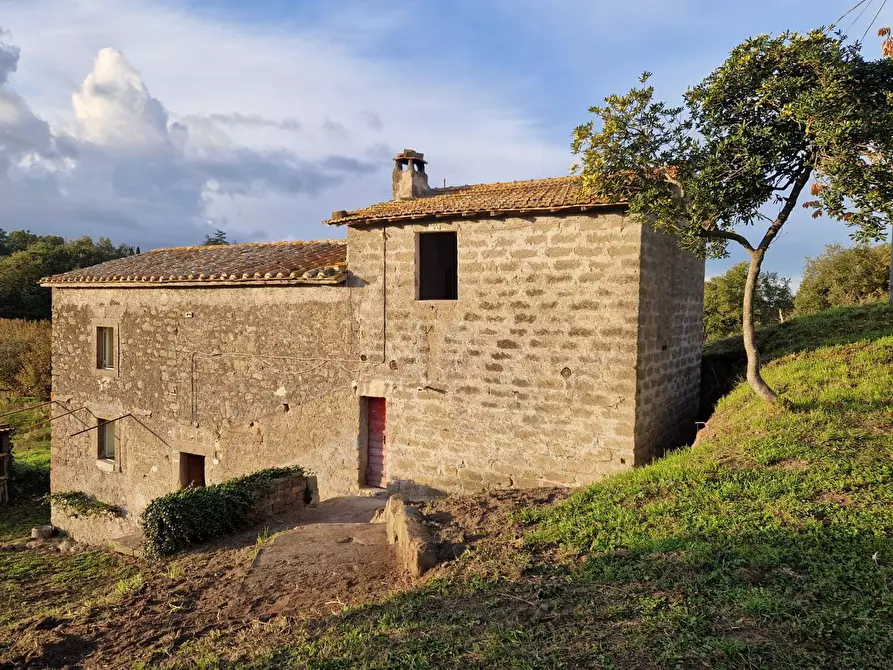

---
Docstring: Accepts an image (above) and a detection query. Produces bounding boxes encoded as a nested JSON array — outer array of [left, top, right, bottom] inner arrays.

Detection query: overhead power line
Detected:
[[835, 0, 873, 27], [861, 0, 889, 41]]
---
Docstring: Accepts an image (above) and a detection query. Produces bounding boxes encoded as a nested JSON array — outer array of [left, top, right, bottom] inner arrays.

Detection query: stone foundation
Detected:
[[51, 506, 138, 546], [53, 472, 319, 549]]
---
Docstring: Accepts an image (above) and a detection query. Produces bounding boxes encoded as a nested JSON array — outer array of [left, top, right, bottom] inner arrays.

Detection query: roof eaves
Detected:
[[324, 201, 627, 227], [40, 275, 347, 289]]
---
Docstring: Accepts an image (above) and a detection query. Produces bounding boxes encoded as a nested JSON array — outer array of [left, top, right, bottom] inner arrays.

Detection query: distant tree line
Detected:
[[0, 229, 136, 321], [704, 242, 890, 343]]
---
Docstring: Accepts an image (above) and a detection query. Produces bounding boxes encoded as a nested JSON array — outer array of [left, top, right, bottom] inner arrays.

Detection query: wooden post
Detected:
[[0, 425, 12, 506]]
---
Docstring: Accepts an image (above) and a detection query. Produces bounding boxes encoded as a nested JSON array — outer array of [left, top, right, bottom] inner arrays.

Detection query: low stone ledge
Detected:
[[383, 495, 437, 579], [51, 507, 138, 547]]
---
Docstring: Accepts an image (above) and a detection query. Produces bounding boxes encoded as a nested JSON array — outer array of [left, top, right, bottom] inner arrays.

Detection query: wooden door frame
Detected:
[[358, 396, 386, 488]]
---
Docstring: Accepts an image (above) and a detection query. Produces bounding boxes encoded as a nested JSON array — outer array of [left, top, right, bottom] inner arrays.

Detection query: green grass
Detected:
[[0, 396, 139, 659], [1, 395, 51, 539], [161, 304, 893, 669], [1, 394, 51, 502]]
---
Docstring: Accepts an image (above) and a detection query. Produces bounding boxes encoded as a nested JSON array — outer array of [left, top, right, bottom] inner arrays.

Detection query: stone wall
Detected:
[[348, 210, 678, 494], [50, 506, 136, 546], [633, 225, 705, 463], [255, 473, 320, 517], [50, 285, 361, 532], [49, 209, 705, 517]]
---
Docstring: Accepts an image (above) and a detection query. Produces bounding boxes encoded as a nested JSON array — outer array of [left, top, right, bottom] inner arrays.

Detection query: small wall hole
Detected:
[[283, 403, 290, 413], [561, 367, 572, 379]]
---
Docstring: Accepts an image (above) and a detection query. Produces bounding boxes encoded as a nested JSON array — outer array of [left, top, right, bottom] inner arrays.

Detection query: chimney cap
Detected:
[[395, 148, 426, 163]]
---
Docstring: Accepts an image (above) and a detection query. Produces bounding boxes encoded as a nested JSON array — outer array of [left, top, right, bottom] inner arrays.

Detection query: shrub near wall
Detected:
[[141, 466, 312, 559], [0, 319, 51, 399]]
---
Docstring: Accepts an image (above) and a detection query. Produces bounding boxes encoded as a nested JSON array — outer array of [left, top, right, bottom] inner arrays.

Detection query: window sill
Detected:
[[96, 459, 116, 473]]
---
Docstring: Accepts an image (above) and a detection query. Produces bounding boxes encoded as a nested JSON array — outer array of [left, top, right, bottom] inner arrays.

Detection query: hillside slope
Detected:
[[196, 304, 892, 669]]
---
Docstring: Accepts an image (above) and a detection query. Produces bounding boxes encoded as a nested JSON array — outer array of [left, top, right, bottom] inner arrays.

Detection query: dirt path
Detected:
[[8, 495, 396, 669], [238, 495, 395, 619]]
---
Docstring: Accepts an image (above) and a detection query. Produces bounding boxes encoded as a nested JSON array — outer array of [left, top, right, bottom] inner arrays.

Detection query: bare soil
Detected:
[[5, 496, 398, 669], [4, 489, 570, 669], [412, 487, 571, 566]]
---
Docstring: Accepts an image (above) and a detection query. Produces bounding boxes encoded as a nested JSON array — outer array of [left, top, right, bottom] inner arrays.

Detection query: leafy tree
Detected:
[[794, 243, 889, 314], [202, 229, 230, 246], [572, 30, 893, 403], [0, 233, 135, 320], [704, 263, 793, 342]]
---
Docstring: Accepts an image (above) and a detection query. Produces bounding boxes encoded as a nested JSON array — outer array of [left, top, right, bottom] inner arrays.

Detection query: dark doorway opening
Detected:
[[180, 453, 206, 489], [362, 397, 387, 488]]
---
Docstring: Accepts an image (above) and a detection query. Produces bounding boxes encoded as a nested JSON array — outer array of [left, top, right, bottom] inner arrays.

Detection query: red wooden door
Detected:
[[365, 398, 386, 488]]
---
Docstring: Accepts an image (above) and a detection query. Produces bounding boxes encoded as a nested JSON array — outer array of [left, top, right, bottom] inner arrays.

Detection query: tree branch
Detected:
[[757, 165, 814, 251], [697, 226, 756, 252]]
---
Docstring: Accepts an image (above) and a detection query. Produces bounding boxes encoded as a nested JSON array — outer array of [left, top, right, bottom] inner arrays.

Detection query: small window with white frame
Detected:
[[96, 326, 115, 370], [97, 418, 116, 462]]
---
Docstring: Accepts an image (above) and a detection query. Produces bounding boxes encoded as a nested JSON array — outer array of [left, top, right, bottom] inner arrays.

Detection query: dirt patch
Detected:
[[243, 521, 397, 619], [817, 491, 852, 506], [5, 496, 396, 669], [776, 458, 810, 471], [413, 487, 570, 565], [5, 490, 572, 668]]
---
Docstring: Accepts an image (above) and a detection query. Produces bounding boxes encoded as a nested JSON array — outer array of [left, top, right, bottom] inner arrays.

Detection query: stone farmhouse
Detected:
[[41, 149, 704, 542]]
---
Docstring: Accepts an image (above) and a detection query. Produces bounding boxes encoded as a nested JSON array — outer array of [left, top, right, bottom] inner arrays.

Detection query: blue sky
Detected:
[[0, 0, 890, 284]]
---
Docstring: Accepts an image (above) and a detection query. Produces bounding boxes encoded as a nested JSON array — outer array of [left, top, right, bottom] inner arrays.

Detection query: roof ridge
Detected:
[[143, 239, 346, 254], [431, 175, 578, 194], [325, 173, 621, 226]]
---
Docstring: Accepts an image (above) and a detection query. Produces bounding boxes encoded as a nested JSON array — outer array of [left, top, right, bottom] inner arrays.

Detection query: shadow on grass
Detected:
[[157, 519, 893, 669], [701, 303, 893, 419]]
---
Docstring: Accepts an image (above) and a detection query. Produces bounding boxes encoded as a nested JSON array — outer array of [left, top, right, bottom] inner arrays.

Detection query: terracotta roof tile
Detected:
[[41, 240, 347, 287], [325, 175, 624, 226]]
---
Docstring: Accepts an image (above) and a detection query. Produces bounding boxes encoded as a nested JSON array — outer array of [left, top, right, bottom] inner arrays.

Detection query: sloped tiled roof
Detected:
[[325, 176, 624, 226], [41, 241, 347, 287]]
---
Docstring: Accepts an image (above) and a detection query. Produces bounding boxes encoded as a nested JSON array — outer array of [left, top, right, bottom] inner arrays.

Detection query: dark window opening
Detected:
[[97, 418, 116, 461], [418, 232, 458, 300], [180, 453, 206, 488]]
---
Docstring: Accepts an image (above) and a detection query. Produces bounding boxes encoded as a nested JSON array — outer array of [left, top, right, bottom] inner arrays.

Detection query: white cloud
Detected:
[[0, 0, 569, 249], [72, 47, 170, 148]]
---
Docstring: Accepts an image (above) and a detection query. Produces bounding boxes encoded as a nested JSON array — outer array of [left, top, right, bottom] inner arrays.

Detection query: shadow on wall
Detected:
[[386, 479, 449, 501]]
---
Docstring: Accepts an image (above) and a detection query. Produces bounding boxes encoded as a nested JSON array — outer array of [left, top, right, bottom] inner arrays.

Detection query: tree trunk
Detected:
[[742, 251, 778, 403], [888, 224, 893, 303]]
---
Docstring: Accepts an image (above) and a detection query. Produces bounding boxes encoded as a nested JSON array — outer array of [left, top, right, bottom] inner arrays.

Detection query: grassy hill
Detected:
[[199, 303, 893, 669]]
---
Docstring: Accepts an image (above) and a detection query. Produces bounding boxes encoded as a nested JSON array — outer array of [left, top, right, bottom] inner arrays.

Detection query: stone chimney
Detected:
[[392, 148, 431, 200]]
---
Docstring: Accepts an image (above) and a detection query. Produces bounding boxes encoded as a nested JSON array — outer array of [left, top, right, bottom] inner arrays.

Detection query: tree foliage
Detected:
[[0, 319, 51, 398], [795, 243, 889, 314], [0, 230, 135, 320], [573, 29, 893, 402], [202, 229, 230, 246], [704, 263, 793, 342]]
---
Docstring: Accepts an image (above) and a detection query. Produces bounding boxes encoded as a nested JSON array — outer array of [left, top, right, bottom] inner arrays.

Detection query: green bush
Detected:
[[140, 466, 305, 559]]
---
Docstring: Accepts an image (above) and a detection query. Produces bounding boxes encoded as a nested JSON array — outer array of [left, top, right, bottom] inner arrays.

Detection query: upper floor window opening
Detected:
[[96, 326, 115, 370], [417, 232, 458, 301]]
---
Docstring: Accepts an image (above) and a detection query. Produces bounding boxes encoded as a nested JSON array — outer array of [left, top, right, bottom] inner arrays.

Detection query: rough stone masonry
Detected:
[[42, 148, 704, 544]]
